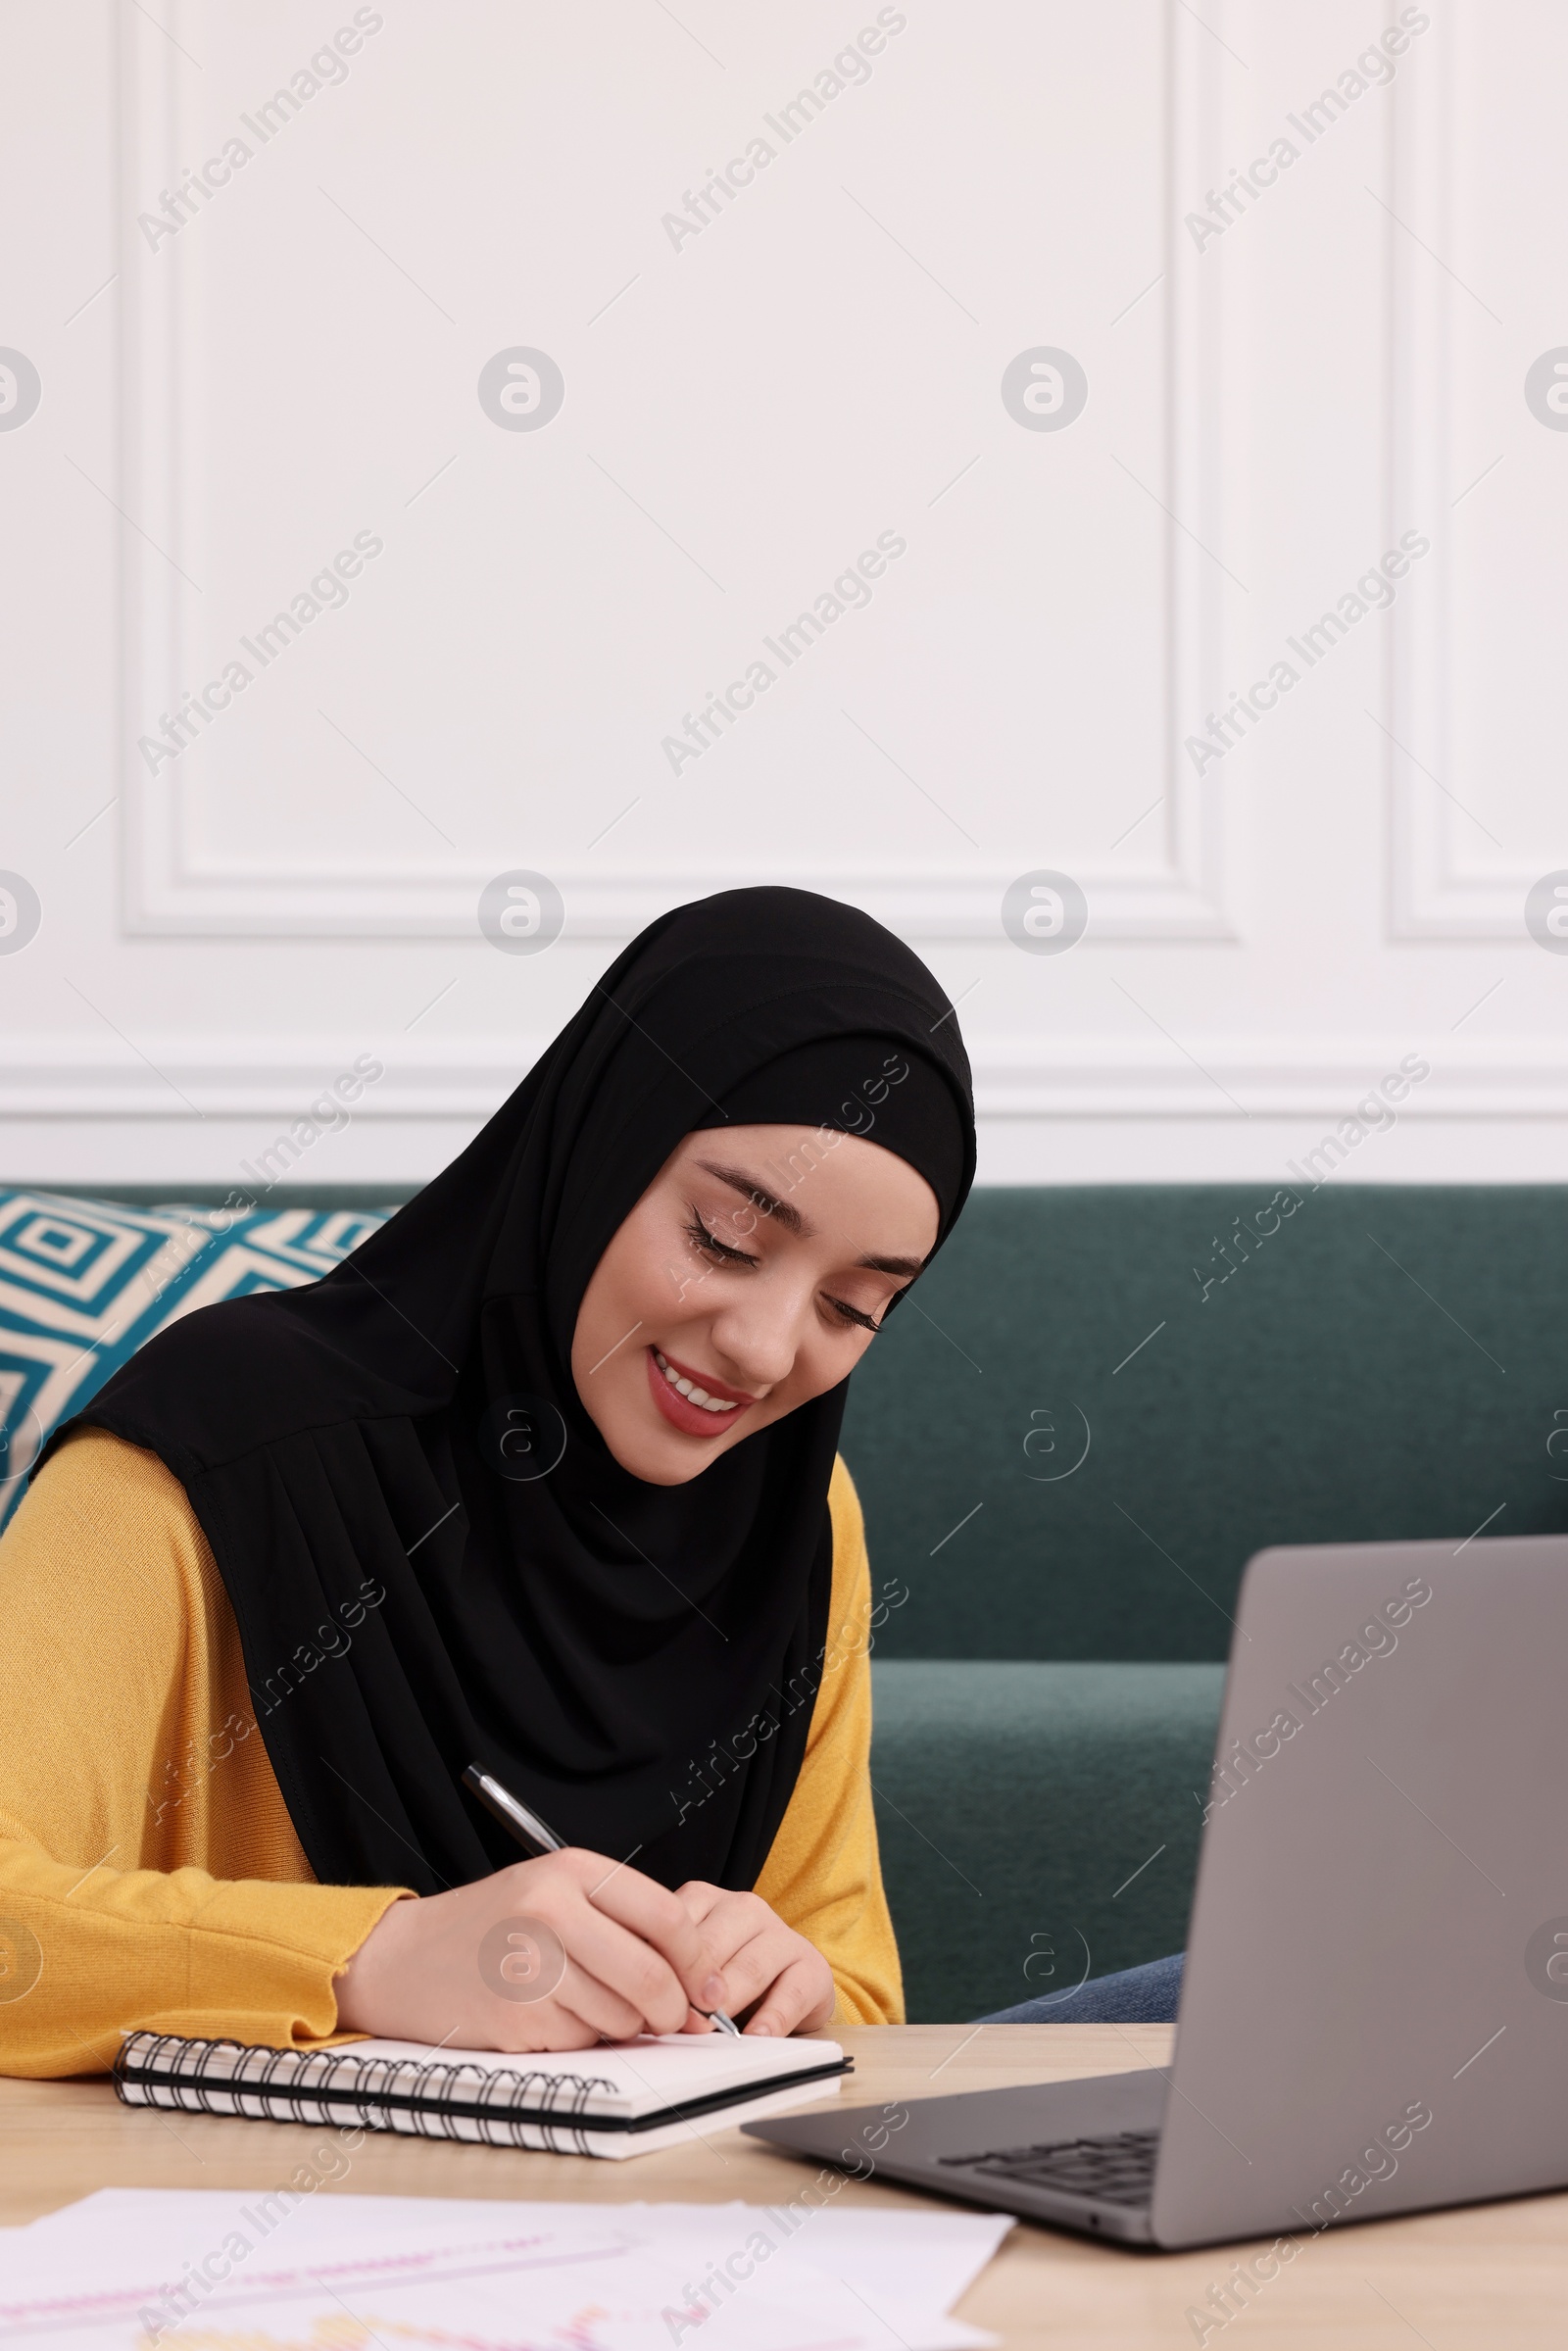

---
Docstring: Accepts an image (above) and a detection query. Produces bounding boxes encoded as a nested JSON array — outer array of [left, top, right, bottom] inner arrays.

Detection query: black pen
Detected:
[[463, 1761, 741, 2035]]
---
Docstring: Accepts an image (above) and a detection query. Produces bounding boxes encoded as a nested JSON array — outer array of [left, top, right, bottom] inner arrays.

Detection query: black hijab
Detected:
[[51, 889, 974, 1896]]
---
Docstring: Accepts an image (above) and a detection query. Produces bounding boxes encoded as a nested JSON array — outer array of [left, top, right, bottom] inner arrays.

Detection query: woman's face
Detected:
[[570, 1123, 942, 1485]]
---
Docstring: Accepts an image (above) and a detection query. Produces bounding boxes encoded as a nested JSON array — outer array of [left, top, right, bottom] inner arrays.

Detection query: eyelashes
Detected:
[[684, 1207, 884, 1334], [831, 1298, 881, 1335], [686, 1210, 756, 1267]]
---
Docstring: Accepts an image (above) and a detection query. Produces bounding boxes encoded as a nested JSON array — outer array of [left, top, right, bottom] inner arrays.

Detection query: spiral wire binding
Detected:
[[116, 2031, 612, 2149]]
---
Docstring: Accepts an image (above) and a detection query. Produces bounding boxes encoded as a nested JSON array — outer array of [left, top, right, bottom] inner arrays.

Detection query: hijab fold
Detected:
[[52, 889, 974, 1894]]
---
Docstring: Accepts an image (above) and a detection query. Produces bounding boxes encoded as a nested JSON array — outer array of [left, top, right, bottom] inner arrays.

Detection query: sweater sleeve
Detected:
[[753, 1455, 905, 2027], [0, 1430, 406, 2079]]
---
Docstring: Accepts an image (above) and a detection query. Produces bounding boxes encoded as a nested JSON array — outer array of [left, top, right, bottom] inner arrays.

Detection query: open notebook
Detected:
[[115, 2029, 851, 2157]]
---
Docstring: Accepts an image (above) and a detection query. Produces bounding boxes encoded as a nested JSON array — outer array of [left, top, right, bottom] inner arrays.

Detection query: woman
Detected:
[[0, 886, 975, 2071]]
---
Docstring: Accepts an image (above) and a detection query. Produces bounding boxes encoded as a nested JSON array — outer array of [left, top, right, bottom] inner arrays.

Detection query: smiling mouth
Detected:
[[645, 1346, 756, 1438]]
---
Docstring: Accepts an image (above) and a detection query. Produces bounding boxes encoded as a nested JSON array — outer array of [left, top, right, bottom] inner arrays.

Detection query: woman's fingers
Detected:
[[691, 1916, 779, 2015], [480, 1850, 727, 2034], [744, 1953, 831, 2038], [470, 1941, 665, 2052], [670, 1884, 835, 2037], [547, 1893, 710, 2036], [483, 1991, 603, 2053], [548, 1955, 653, 2046], [335, 1847, 731, 2052], [580, 1855, 728, 2015]]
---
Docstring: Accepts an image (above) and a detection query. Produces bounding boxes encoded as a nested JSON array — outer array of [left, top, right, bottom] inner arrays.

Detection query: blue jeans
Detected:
[[978, 1951, 1185, 2025]]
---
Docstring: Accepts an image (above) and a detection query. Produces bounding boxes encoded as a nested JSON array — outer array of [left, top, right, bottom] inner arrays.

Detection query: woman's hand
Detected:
[[673, 1883, 835, 2036], [335, 1849, 730, 2052]]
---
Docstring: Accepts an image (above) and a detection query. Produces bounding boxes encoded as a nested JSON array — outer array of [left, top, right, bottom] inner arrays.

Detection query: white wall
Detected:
[[2, 0, 1566, 1191]]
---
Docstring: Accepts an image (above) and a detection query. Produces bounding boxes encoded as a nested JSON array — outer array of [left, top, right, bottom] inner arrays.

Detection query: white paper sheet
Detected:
[[2, 2188, 1013, 2351]]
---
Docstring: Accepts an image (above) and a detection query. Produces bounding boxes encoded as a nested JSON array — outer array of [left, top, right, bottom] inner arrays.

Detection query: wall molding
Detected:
[[7, 1040, 1568, 1123], [115, 1, 1235, 944], [1385, 11, 1563, 940]]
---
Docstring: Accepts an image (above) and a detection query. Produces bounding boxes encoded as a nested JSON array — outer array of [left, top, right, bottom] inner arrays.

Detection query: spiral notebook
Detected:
[[115, 2029, 851, 2158]]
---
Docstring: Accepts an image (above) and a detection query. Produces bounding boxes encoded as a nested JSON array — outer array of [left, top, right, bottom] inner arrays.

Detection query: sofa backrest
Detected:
[[841, 1185, 1568, 1660], [15, 1183, 1565, 1664]]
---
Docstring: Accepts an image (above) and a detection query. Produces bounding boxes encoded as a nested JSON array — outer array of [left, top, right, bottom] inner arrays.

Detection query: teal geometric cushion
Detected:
[[0, 1190, 388, 1530]]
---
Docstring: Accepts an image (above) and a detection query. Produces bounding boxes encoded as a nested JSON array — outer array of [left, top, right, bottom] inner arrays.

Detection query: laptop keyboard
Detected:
[[937, 2126, 1160, 2206]]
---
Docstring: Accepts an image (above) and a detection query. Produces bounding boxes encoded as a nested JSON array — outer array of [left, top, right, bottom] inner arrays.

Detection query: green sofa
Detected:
[[72, 1182, 1568, 2022], [843, 1185, 1568, 2018]]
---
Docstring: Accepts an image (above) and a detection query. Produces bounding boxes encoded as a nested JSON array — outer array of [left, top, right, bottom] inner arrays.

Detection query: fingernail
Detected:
[[701, 1975, 725, 2007], [749, 2021, 774, 2035]]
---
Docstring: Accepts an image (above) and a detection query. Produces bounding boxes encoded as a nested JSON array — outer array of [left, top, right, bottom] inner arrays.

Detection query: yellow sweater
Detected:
[[0, 1430, 902, 2077]]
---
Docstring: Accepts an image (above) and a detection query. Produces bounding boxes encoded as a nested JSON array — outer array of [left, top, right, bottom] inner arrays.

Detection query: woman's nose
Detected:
[[708, 1299, 802, 1395]]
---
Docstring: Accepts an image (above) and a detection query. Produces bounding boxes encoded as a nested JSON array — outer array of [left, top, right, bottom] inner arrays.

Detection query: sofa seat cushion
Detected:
[[870, 1659, 1225, 2021]]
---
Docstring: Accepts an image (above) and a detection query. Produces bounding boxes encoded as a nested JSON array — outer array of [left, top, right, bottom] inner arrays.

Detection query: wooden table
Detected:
[[5, 2024, 1567, 2346]]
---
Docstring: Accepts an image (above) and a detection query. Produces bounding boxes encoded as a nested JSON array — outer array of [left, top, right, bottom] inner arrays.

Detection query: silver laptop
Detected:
[[747, 1533, 1568, 2247]]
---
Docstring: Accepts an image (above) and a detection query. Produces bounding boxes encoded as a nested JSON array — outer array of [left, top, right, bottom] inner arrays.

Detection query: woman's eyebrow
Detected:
[[695, 1160, 926, 1277], [695, 1160, 812, 1237]]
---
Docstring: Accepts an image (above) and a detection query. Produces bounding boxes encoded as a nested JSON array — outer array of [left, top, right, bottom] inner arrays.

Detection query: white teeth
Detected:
[[656, 1349, 740, 1412]]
